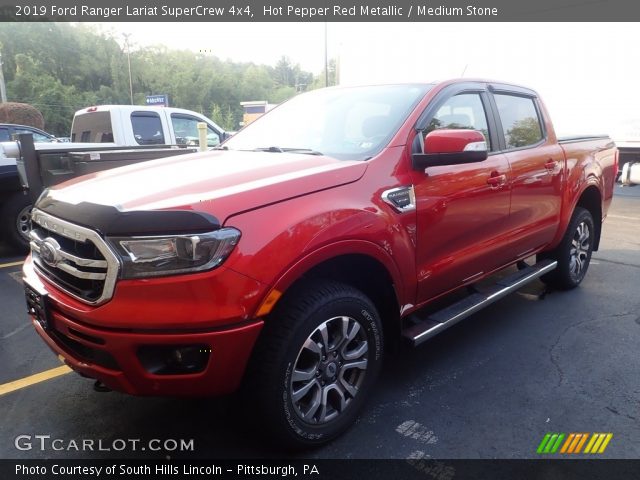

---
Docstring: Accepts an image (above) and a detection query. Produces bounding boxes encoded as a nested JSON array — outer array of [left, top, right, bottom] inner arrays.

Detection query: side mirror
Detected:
[[412, 129, 488, 170], [221, 131, 234, 141]]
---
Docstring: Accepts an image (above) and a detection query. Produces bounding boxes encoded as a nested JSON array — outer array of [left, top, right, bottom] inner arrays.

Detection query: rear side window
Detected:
[[71, 111, 113, 143], [494, 94, 543, 149], [131, 112, 165, 145], [0, 127, 10, 141]]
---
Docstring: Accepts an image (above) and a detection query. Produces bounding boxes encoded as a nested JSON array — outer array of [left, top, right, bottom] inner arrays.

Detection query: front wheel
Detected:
[[0, 192, 32, 252], [244, 280, 384, 449], [540, 207, 595, 289]]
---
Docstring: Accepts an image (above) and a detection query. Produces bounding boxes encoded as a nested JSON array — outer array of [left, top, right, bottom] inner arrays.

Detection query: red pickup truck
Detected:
[[23, 79, 617, 447]]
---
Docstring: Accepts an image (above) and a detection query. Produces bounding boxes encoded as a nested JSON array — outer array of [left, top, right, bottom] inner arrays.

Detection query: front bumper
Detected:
[[23, 256, 265, 396]]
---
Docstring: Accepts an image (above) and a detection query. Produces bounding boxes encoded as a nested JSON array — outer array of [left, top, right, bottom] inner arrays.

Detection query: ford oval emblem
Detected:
[[39, 238, 62, 267]]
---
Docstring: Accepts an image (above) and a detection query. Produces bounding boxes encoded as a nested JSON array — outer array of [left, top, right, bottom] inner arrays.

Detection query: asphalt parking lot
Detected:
[[0, 186, 638, 460]]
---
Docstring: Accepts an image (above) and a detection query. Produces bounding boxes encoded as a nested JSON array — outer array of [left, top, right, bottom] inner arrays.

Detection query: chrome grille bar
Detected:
[[30, 230, 108, 268], [29, 209, 120, 305]]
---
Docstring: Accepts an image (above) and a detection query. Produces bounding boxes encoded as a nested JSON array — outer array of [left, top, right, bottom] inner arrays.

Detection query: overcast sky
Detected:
[[104, 22, 640, 140]]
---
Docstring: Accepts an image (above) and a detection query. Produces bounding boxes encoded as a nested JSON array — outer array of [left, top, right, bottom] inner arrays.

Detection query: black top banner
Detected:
[[0, 0, 639, 22]]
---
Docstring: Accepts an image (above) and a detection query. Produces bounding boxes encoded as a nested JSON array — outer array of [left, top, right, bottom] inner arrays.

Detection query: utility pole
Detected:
[[324, 22, 329, 87], [0, 50, 7, 103], [123, 33, 133, 105]]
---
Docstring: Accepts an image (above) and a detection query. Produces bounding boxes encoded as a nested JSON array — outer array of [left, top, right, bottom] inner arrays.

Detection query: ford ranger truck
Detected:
[[23, 80, 617, 448]]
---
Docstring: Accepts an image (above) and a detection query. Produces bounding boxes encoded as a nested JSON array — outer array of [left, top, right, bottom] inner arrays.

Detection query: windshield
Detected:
[[224, 84, 431, 160]]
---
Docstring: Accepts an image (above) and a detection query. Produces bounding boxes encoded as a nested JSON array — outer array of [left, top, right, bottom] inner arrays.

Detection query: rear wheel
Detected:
[[540, 207, 594, 289], [0, 192, 32, 251], [244, 280, 383, 449]]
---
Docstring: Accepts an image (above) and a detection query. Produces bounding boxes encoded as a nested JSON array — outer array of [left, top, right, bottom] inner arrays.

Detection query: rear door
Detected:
[[412, 83, 513, 302], [489, 88, 564, 257]]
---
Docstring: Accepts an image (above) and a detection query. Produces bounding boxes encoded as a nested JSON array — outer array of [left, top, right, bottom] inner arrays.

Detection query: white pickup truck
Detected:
[[71, 105, 229, 147], [614, 121, 640, 185], [616, 141, 640, 186]]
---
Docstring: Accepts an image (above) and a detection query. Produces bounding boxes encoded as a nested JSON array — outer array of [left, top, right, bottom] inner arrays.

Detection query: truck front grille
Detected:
[[30, 209, 120, 305]]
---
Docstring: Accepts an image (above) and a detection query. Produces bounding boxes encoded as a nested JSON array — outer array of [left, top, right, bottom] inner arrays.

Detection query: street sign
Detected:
[[146, 94, 169, 107]]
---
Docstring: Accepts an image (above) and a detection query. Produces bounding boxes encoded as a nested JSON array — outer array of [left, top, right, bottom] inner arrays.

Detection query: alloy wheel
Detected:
[[569, 220, 590, 280], [290, 316, 369, 424]]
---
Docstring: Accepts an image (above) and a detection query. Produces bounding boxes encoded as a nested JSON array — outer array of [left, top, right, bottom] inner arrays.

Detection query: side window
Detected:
[[170, 114, 220, 147], [206, 125, 221, 147], [426, 93, 492, 150], [0, 127, 11, 141], [493, 94, 543, 149], [14, 128, 52, 142], [32, 132, 53, 142], [131, 112, 165, 145]]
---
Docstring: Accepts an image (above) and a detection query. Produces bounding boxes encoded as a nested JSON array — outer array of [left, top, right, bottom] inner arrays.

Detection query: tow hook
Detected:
[[93, 380, 111, 392]]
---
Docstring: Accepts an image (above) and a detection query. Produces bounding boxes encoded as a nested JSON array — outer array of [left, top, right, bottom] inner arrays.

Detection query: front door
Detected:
[[411, 89, 512, 303]]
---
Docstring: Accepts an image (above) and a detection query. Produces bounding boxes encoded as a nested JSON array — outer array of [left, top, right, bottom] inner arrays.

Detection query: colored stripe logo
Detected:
[[537, 433, 613, 454]]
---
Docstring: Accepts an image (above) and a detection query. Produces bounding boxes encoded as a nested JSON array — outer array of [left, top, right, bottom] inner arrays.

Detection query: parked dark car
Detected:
[[0, 124, 58, 143]]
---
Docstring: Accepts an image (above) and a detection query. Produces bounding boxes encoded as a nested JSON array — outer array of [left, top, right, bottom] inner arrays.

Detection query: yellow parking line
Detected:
[[0, 366, 71, 397], [0, 261, 24, 269]]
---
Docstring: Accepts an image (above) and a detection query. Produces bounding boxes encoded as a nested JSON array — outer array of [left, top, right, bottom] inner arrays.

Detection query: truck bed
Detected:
[[558, 135, 618, 220], [557, 135, 610, 144]]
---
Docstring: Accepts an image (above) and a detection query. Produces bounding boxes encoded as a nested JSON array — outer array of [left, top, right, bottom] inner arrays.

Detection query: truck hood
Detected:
[[45, 150, 368, 222]]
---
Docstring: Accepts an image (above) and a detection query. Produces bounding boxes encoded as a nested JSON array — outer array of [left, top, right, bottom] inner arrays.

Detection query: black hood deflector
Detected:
[[37, 195, 220, 236]]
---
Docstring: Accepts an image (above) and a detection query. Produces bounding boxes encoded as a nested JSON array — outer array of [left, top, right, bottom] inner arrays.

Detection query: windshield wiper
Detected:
[[253, 146, 324, 155], [253, 146, 284, 153], [283, 148, 324, 155]]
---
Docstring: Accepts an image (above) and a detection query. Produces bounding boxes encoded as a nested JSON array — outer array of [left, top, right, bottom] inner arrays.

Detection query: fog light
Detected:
[[138, 345, 210, 375]]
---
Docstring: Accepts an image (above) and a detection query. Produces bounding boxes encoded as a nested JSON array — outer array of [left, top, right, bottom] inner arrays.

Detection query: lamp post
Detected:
[[0, 50, 7, 103], [123, 33, 133, 105], [324, 23, 329, 87]]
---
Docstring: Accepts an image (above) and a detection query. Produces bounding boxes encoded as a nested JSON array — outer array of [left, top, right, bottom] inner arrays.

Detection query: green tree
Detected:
[[211, 104, 236, 131], [269, 86, 297, 104], [0, 23, 318, 136], [311, 58, 338, 89]]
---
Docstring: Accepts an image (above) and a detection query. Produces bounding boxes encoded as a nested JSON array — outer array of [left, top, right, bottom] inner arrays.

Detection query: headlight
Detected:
[[107, 228, 241, 279]]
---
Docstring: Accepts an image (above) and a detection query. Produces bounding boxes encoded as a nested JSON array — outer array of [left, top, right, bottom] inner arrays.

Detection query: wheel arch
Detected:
[[575, 184, 602, 251], [256, 242, 406, 349]]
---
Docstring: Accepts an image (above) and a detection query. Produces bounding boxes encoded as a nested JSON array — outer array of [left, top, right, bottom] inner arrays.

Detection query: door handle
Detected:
[[487, 173, 506, 187], [545, 159, 558, 171]]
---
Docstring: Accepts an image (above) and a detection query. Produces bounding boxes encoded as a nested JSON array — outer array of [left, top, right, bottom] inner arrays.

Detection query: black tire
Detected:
[[0, 191, 32, 252], [540, 207, 595, 290], [244, 279, 384, 449]]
